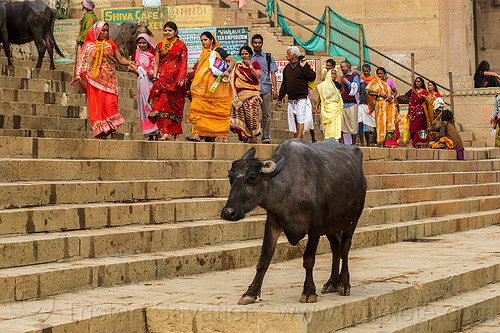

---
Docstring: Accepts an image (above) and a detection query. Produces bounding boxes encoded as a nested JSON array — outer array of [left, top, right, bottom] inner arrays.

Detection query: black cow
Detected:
[[221, 139, 367, 304], [2, 1, 64, 70], [109, 20, 153, 59]]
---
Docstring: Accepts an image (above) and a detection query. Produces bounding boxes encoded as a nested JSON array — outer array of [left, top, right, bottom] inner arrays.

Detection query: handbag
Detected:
[[209, 50, 229, 77]]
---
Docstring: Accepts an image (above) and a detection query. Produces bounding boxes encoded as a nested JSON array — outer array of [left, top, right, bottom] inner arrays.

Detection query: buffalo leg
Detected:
[[33, 36, 47, 69], [299, 231, 320, 303], [322, 232, 341, 293], [44, 34, 55, 70], [0, 28, 12, 67], [238, 216, 281, 305], [337, 228, 355, 296]]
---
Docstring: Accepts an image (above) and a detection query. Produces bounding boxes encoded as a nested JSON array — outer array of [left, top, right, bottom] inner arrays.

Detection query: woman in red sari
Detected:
[[148, 22, 188, 141], [408, 77, 428, 147], [70, 21, 132, 139]]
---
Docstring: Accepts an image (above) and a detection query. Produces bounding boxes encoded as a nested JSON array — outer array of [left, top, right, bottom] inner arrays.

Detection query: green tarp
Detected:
[[265, 0, 370, 67]]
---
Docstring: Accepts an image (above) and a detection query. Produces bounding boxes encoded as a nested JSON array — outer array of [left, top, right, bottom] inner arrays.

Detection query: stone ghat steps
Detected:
[[2, 137, 497, 161], [1, 171, 499, 210], [0, 210, 498, 304], [0, 226, 497, 333], [1, 157, 499, 183], [0, 205, 498, 272]]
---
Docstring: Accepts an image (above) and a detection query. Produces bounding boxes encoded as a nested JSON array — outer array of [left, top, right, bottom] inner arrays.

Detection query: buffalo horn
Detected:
[[261, 160, 276, 174]]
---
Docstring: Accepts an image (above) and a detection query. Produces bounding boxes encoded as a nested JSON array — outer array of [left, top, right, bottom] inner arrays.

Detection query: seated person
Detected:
[[428, 109, 463, 150], [474, 60, 500, 88]]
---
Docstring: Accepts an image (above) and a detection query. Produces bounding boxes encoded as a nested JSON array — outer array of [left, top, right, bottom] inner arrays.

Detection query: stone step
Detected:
[[0, 186, 498, 237], [0, 207, 498, 272], [1, 172, 498, 209], [0, 157, 499, 183], [460, 315, 500, 332], [2, 226, 494, 332], [338, 283, 500, 332], [0, 211, 497, 303], [0, 63, 137, 83], [0, 87, 136, 109], [1, 137, 498, 161]]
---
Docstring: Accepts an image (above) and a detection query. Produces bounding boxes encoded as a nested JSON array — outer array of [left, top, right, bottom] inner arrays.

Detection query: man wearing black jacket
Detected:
[[277, 46, 316, 139]]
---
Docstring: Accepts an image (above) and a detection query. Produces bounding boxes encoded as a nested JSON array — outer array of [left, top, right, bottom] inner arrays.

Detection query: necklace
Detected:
[[93, 40, 105, 78], [161, 37, 177, 55]]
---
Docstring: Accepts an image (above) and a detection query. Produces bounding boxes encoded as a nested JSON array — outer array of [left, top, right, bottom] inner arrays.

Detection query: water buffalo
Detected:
[[221, 139, 366, 304], [2, 0, 64, 69], [109, 20, 153, 59]]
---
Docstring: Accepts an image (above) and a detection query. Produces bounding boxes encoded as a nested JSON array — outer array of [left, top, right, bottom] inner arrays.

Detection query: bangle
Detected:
[[249, 66, 254, 70]]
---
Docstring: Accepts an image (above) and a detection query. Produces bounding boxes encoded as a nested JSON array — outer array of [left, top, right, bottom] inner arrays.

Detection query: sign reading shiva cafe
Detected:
[[178, 26, 249, 64]]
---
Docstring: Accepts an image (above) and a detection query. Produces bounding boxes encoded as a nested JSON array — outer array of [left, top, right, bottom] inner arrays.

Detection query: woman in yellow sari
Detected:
[[186, 31, 235, 142], [315, 69, 343, 139], [423, 80, 444, 128], [365, 67, 399, 147]]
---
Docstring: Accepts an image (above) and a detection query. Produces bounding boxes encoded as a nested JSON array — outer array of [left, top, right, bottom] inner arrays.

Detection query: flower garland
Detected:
[[161, 37, 177, 55], [93, 40, 105, 78]]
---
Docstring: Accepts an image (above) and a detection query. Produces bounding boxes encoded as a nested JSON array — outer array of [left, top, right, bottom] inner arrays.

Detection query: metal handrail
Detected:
[[253, 0, 412, 86], [255, 0, 450, 92]]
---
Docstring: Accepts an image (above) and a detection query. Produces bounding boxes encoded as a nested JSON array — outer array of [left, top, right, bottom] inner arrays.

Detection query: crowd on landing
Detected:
[[71, 1, 498, 153]]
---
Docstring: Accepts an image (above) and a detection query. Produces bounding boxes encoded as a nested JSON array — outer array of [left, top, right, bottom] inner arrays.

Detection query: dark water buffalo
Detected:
[[2, 0, 64, 69], [109, 20, 153, 58], [0, 2, 10, 66], [221, 139, 366, 304]]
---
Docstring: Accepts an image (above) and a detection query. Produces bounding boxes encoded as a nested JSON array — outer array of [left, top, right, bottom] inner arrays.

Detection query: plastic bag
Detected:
[[209, 51, 228, 77], [403, 118, 411, 143]]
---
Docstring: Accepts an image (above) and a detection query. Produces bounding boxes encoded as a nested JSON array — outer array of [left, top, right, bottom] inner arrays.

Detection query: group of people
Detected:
[[72, 4, 280, 143], [70, 5, 465, 152]]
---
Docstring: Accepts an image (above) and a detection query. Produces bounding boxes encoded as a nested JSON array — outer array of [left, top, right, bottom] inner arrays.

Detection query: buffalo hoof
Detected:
[[238, 295, 257, 305], [321, 283, 337, 294], [299, 293, 318, 303], [337, 285, 350, 296]]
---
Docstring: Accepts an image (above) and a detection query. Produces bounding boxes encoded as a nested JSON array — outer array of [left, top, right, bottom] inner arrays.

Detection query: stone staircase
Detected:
[[0, 134, 498, 331], [0, 37, 499, 333]]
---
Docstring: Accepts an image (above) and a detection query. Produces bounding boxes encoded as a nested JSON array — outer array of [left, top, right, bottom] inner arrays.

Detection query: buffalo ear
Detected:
[[261, 156, 284, 177], [241, 147, 256, 160]]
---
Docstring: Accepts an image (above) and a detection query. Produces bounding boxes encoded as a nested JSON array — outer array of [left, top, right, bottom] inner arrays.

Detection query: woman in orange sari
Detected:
[[230, 46, 262, 143], [148, 22, 188, 141], [186, 31, 235, 142], [70, 21, 132, 139], [365, 67, 399, 147]]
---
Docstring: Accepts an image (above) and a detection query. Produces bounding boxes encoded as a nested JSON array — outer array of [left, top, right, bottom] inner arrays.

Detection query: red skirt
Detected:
[[86, 84, 124, 137], [149, 81, 185, 135]]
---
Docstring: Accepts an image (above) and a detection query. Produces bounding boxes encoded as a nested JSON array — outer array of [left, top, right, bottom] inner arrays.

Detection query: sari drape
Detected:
[[187, 38, 233, 138], [131, 33, 158, 136], [230, 61, 262, 140], [76, 21, 124, 137], [317, 70, 343, 139], [408, 89, 428, 145], [422, 92, 442, 128], [148, 39, 188, 135], [365, 77, 399, 145]]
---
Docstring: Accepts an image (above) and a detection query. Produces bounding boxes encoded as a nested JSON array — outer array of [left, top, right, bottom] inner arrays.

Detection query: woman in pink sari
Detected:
[[70, 21, 133, 139], [408, 77, 428, 147], [129, 33, 159, 140]]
